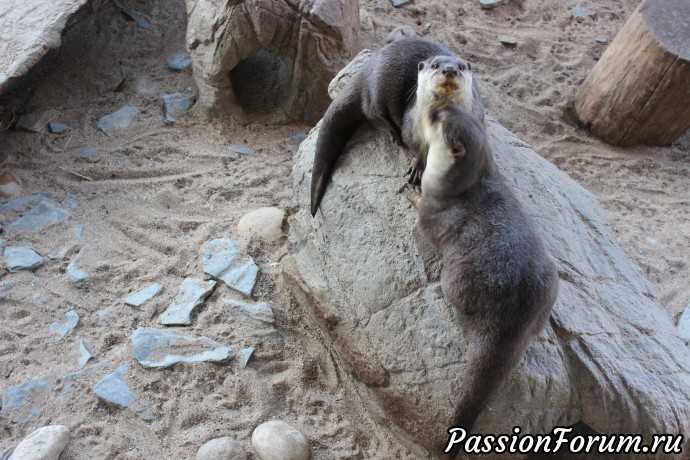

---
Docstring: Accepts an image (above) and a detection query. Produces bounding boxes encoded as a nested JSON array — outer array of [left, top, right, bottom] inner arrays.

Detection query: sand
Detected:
[[0, 0, 687, 458]]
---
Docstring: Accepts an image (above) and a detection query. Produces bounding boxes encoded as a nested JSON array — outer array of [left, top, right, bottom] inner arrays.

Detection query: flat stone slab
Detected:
[[162, 92, 196, 124], [93, 364, 134, 409], [124, 283, 163, 307], [4, 247, 44, 272], [159, 277, 216, 326], [201, 238, 260, 296], [8, 201, 71, 231], [225, 299, 274, 326], [168, 52, 191, 71], [67, 261, 87, 287], [0, 379, 48, 423], [0, 0, 90, 95], [78, 339, 96, 367], [97, 106, 139, 136], [50, 309, 79, 340], [131, 327, 234, 369]]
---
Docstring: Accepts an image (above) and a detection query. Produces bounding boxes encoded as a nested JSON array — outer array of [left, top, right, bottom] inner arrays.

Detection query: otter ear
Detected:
[[418, 61, 425, 72], [451, 146, 467, 158]]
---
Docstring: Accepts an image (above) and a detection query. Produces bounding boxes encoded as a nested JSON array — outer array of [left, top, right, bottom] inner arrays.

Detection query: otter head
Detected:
[[416, 55, 475, 109]]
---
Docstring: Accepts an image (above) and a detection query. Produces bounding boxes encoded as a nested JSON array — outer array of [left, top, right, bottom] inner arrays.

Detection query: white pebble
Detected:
[[196, 437, 246, 460], [252, 420, 310, 460], [237, 207, 285, 244], [8, 425, 70, 460]]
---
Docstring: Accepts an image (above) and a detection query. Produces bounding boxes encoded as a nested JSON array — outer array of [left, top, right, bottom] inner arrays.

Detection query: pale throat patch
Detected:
[[421, 112, 455, 194]]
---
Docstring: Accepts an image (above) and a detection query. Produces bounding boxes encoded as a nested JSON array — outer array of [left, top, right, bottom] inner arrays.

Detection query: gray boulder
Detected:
[[284, 55, 690, 457], [184, 0, 359, 124]]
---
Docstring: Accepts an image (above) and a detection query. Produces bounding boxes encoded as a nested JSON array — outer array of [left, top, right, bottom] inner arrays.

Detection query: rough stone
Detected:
[[184, 0, 359, 124], [78, 339, 96, 367], [93, 364, 134, 409], [4, 246, 43, 272], [50, 309, 79, 340], [229, 144, 255, 156], [225, 299, 275, 326], [251, 420, 309, 460], [67, 261, 87, 287], [237, 207, 285, 244], [196, 437, 246, 460], [124, 283, 164, 307], [97, 106, 139, 136], [0, 192, 51, 214], [241, 347, 255, 368], [572, 4, 595, 21], [391, 0, 412, 7], [7, 425, 70, 460], [595, 37, 609, 45], [479, 0, 508, 8], [8, 201, 71, 231], [14, 109, 59, 133], [159, 278, 216, 326], [285, 133, 308, 155], [120, 5, 151, 30], [75, 223, 85, 238], [78, 147, 97, 159], [131, 327, 234, 369], [162, 92, 196, 124], [0, 283, 13, 300], [168, 52, 192, 71], [283, 54, 690, 456], [499, 37, 518, 47], [0, 379, 48, 423], [48, 122, 68, 134], [202, 238, 239, 278], [220, 258, 260, 297]]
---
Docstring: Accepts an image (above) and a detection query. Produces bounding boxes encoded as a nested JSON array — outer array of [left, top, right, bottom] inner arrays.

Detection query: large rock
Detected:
[[0, 0, 90, 96], [283, 55, 690, 457], [184, 0, 359, 124]]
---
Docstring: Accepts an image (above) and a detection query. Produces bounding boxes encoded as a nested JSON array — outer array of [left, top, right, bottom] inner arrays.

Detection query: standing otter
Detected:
[[406, 105, 558, 455], [309, 38, 483, 217]]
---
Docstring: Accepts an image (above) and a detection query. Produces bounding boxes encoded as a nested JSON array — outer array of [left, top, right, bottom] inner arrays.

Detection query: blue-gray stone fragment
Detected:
[[479, 0, 507, 9], [159, 278, 216, 326], [124, 283, 163, 307], [202, 238, 239, 278], [0, 283, 13, 300], [225, 299, 275, 325], [220, 257, 260, 297], [285, 133, 307, 155], [98, 106, 139, 136], [392, 0, 413, 7], [0, 193, 52, 214], [62, 360, 108, 402], [79, 339, 96, 367], [162, 93, 196, 124], [78, 147, 97, 159], [168, 52, 191, 71], [93, 364, 135, 409], [131, 327, 234, 369], [50, 309, 80, 340], [0, 446, 15, 460], [4, 247, 43, 272], [75, 224, 85, 238], [49, 122, 68, 134], [229, 144, 255, 156], [120, 6, 151, 29], [241, 347, 255, 368], [8, 201, 71, 231], [67, 261, 88, 287], [97, 307, 116, 327], [31, 294, 47, 304], [64, 194, 78, 209], [572, 4, 595, 20], [0, 379, 48, 423], [16, 113, 48, 133]]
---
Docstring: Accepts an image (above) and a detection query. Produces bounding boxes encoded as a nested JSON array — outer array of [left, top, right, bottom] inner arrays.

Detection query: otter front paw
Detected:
[[402, 183, 422, 210]]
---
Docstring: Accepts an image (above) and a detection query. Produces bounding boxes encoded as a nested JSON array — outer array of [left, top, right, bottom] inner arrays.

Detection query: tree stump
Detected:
[[575, 0, 690, 147]]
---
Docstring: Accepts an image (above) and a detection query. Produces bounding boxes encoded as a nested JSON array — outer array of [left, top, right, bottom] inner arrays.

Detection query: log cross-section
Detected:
[[575, 0, 690, 147]]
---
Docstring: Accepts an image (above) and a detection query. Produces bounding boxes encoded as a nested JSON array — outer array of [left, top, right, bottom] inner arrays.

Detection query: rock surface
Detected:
[[251, 420, 310, 460], [225, 299, 275, 326], [196, 437, 247, 460], [0, 379, 49, 423], [7, 425, 70, 460], [159, 278, 216, 326], [50, 309, 79, 340], [184, 0, 359, 124], [131, 327, 234, 369], [93, 364, 134, 409], [283, 55, 690, 456], [124, 283, 164, 307], [0, 0, 90, 95], [4, 247, 44, 272], [237, 207, 285, 244], [97, 106, 139, 136]]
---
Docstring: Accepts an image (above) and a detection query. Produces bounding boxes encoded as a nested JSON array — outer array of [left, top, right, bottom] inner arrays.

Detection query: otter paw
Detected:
[[402, 183, 422, 209]]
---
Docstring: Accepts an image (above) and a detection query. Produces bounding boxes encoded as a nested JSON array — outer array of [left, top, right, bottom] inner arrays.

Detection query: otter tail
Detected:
[[310, 89, 366, 217]]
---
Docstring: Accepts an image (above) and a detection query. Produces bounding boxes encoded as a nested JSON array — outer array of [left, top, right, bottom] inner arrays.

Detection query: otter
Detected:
[[309, 38, 483, 217], [406, 105, 558, 455]]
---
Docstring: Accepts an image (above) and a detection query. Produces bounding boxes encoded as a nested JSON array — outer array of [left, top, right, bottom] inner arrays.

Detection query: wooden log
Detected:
[[575, 0, 690, 147]]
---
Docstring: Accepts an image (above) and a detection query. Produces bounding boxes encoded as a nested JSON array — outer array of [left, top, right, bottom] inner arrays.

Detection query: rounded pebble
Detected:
[[8, 425, 70, 460], [251, 420, 310, 460], [237, 207, 285, 244], [196, 437, 246, 460]]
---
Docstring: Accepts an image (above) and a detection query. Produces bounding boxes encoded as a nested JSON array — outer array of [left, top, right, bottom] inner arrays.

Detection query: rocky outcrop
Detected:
[[184, 0, 359, 124], [284, 54, 690, 457]]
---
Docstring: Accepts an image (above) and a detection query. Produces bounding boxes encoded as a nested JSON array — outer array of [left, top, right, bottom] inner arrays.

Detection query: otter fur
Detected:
[[406, 105, 558, 454], [309, 38, 482, 217]]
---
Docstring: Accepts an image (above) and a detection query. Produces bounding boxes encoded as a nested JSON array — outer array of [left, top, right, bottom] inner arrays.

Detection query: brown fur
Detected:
[[407, 105, 558, 455]]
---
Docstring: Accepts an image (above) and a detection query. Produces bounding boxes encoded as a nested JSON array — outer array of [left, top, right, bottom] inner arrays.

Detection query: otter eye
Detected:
[[431, 63, 439, 70], [458, 63, 466, 71]]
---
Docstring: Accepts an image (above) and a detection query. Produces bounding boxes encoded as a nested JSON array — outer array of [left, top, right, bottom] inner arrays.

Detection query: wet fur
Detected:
[[409, 106, 558, 455], [310, 39, 471, 217]]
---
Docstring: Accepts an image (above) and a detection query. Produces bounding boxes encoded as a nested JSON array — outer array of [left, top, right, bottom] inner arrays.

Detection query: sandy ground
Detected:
[[0, 0, 688, 458]]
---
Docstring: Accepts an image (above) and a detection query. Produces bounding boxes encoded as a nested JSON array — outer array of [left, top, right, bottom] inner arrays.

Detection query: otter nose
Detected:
[[442, 66, 458, 77]]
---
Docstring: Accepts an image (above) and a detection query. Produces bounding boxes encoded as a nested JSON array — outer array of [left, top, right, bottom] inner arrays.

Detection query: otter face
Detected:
[[416, 56, 474, 108]]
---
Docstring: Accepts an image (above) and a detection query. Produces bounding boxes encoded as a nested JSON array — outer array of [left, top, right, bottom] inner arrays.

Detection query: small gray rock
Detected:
[[374, 0, 386, 12], [251, 420, 309, 460], [0, 379, 48, 423], [572, 4, 595, 21], [196, 437, 247, 460], [225, 299, 275, 325], [229, 144, 255, 156], [124, 283, 164, 307], [159, 278, 216, 326], [120, 6, 151, 30], [0, 192, 52, 214], [15, 111, 57, 133], [241, 347, 255, 368], [220, 257, 260, 297], [423, 22, 432, 33], [8, 201, 71, 231], [78, 147, 97, 159], [237, 207, 285, 243], [79, 339, 96, 367], [162, 92, 196, 124], [97, 306, 116, 327], [64, 194, 78, 209], [50, 310, 80, 340], [202, 238, 239, 278], [0, 283, 13, 300], [98, 106, 139, 136], [5, 247, 44, 272], [67, 261, 88, 287], [595, 37, 609, 45], [131, 327, 234, 369], [75, 224, 85, 238], [391, 0, 412, 7], [48, 122, 68, 134], [285, 133, 308, 155], [499, 37, 518, 47], [168, 52, 192, 71], [480, 0, 508, 9], [7, 425, 70, 460], [93, 364, 134, 409], [31, 294, 47, 304]]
